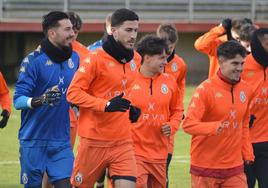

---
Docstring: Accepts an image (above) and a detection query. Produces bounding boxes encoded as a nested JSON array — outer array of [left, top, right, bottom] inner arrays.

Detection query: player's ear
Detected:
[[218, 56, 225, 65]]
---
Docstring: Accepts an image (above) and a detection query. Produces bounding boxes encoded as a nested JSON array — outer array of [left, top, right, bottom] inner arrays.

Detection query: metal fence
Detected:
[[0, 0, 268, 22]]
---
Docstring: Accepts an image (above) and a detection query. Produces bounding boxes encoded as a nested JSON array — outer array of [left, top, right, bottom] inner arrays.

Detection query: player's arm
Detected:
[[194, 25, 226, 56], [0, 72, 11, 128], [164, 82, 184, 136], [242, 94, 254, 163], [0, 72, 11, 113], [67, 53, 130, 112], [14, 57, 61, 110], [176, 59, 187, 113], [182, 85, 222, 136]]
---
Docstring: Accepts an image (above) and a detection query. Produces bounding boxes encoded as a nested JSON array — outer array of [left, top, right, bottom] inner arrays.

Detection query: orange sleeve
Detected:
[[182, 84, 221, 136], [241, 96, 254, 162], [0, 72, 11, 113], [167, 78, 184, 134], [177, 59, 187, 109], [66, 53, 108, 111], [194, 25, 225, 56]]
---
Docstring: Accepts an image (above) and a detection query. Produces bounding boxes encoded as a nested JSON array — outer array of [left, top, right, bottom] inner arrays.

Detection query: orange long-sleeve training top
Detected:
[[241, 54, 268, 144], [194, 25, 227, 78], [69, 40, 90, 125], [182, 75, 254, 170], [130, 72, 183, 161], [0, 72, 11, 113], [164, 54, 187, 154], [67, 48, 141, 141]]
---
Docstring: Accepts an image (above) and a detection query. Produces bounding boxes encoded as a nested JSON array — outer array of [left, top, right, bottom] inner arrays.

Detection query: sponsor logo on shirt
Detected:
[[132, 84, 141, 90], [84, 57, 91, 64], [240, 91, 246, 103], [22, 173, 28, 184], [193, 93, 199, 98], [215, 91, 223, 98], [161, 84, 168, 94], [46, 60, 53, 66], [68, 59, 74, 69], [19, 66, 25, 73], [23, 57, 29, 64], [108, 61, 115, 68], [261, 87, 267, 95], [79, 66, 85, 73]]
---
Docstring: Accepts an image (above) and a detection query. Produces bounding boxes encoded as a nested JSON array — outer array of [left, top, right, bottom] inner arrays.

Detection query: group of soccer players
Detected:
[[0, 6, 267, 188]]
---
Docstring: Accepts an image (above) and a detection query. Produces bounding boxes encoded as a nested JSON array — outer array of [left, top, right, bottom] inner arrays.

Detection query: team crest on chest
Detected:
[[75, 172, 83, 184], [240, 91, 246, 103], [68, 59, 74, 69], [130, 59, 136, 71], [171, 62, 178, 72], [161, 84, 168, 94]]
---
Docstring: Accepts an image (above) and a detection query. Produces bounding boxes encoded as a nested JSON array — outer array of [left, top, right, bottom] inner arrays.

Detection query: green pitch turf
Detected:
[[0, 86, 195, 188]]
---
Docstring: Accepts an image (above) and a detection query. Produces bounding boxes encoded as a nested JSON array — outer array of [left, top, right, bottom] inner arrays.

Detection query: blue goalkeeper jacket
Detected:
[[14, 47, 79, 143]]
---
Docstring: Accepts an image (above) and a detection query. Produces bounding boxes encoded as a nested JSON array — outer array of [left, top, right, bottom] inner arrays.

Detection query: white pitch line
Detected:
[[0, 161, 20, 165]]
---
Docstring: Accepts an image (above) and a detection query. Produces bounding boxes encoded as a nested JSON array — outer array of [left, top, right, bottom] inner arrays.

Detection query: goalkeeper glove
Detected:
[[0, 109, 10, 128], [31, 86, 61, 108]]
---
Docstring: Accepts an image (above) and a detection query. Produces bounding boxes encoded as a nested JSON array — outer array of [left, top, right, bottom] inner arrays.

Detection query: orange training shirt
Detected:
[[67, 48, 141, 141], [194, 25, 227, 78], [241, 54, 268, 144], [164, 54, 187, 154], [130, 72, 183, 161], [0, 72, 11, 113], [182, 75, 254, 169], [70, 41, 90, 125]]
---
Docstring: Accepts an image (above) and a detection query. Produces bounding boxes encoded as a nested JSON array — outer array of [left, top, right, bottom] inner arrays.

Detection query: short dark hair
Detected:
[[232, 18, 253, 33], [111, 8, 139, 27], [156, 23, 178, 43], [217, 40, 247, 60], [66, 11, 82, 31], [42, 11, 69, 35], [238, 24, 256, 42], [255, 28, 268, 41], [136, 34, 168, 64]]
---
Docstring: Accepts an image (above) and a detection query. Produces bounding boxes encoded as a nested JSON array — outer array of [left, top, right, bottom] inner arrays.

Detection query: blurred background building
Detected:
[[1, 0, 268, 84]]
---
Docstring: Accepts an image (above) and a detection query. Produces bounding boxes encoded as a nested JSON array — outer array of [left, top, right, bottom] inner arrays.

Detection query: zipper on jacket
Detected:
[[150, 78, 153, 95], [231, 85, 234, 104], [123, 64, 126, 73], [264, 67, 266, 81]]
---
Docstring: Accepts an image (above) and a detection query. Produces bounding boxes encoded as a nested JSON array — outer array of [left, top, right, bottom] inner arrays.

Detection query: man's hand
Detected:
[[129, 105, 141, 123], [31, 85, 61, 108], [221, 18, 233, 40], [161, 124, 171, 137], [104, 93, 131, 112], [0, 109, 10, 128]]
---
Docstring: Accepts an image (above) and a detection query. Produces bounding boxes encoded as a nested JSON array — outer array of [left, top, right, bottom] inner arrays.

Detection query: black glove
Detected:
[[129, 105, 141, 123], [221, 18, 233, 40], [104, 93, 131, 112], [249, 114, 256, 128], [31, 86, 62, 108], [0, 109, 10, 128]]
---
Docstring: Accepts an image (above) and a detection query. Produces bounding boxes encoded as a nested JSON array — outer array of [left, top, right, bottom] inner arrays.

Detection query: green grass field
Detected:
[[0, 86, 196, 188]]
